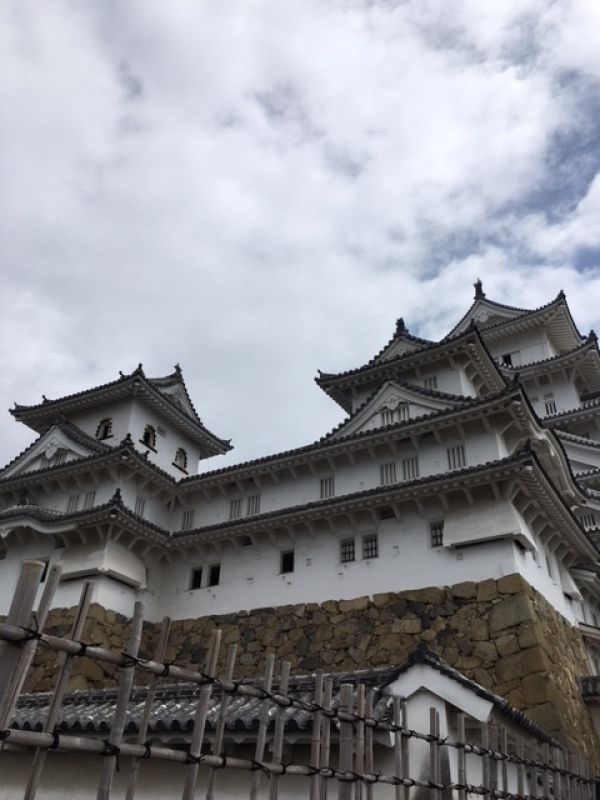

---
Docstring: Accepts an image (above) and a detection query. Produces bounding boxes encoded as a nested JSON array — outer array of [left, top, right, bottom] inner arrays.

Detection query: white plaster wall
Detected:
[[485, 330, 554, 365], [127, 400, 202, 477], [69, 402, 133, 447]]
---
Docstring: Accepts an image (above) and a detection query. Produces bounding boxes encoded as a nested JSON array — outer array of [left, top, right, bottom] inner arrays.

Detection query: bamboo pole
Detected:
[[124, 615, 171, 800], [181, 629, 221, 800], [310, 672, 324, 800], [96, 600, 144, 800], [354, 685, 365, 800], [205, 643, 237, 800], [0, 560, 47, 728], [269, 660, 291, 800], [24, 579, 94, 800], [249, 652, 275, 800], [320, 677, 333, 800], [364, 689, 374, 800], [337, 684, 354, 800]]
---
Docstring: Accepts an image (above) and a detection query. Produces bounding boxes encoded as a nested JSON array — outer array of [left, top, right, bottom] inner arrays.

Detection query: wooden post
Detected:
[[338, 684, 355, 800], [481, 723, 491, 800], [320, 677, 333, 800], [457, 713, 467, 800], [205, 643, 237, 800], [429, 708, 441, 800], [364, 689, 375, 800], [96, 601, 144, 800], [24, 580, 93, 800], [354, 684, 365, 800], [269, 660, 291, 800], [0, 560, 46, 728], [125, 616, 171, 800], [516, 738, 525, 799], [181, 629, 221, 800], [249, 653, 275, 800], [500, 728, 509, 799], [393, 697, 403, 800], [400, 699, 410, 800], [310, 672, 324, 800]]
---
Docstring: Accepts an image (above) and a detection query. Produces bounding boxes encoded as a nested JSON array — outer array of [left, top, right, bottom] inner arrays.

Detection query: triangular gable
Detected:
[[448, 298, 528, 338], [154, 383, 198, 420], [372, 320, 434, 365], [326, 381, 464, 441], [555, 431, 600, 475], [0, 423, 109, 479]]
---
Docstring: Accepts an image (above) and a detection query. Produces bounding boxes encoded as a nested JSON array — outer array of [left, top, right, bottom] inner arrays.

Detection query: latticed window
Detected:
[[381, 409, 394, 426], [83, 491, 96, 510], [362, 533, 378, 559], [229, 498, 242, 520], [424, 376, 438, 390], [246, 494, 261, 516], [66, 495, 80, 513], [398, 404, 410, 422], [135, 496, 145, 517], [544, 393, 557, 415], [580, 513, 597, 529], [174, 448, 188, 471], [380, 462, 397, 485], [142, 425, 157, 449], [430, 520, 444, 547], [320, 476, 335, 499], [340, 537, 355, 563], [182, 510, 195, 530], [96, 418, 112, 440], [402, 456, 419, 480], [447, 445, 466, 470]]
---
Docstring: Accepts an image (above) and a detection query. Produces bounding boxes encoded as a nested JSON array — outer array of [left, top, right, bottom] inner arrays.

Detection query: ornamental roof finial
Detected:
[[474, 278, 485, 300], [395, 317, 407, 334]]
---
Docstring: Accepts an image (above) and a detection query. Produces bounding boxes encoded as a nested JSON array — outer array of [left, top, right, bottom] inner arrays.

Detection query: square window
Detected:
[[380, 462, 397, 485], [208, 564, 221, 587], [246, 494, 261, 516], [362, 534, 378, 559], [280, 550, 295, 574], [320, 476, 335, 499], [229, 498, 242, 520], [430, 521, 444, 547], [340, 537, 355, 563], [190, 568, 203, 590]]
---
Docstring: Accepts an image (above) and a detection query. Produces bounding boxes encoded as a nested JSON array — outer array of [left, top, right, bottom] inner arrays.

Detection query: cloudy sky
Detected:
[[2, 0, 600, 471]]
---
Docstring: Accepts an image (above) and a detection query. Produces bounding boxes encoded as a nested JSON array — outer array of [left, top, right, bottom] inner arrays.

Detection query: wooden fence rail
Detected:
[[0, 561, 596, 800]]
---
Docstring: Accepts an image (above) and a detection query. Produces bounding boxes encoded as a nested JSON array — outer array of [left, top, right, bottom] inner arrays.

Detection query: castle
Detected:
[[2, 282, 600, 756]]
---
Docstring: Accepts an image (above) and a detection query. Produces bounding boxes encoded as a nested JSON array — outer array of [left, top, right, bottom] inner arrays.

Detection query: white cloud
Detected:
[[1, 0, 600, 469]]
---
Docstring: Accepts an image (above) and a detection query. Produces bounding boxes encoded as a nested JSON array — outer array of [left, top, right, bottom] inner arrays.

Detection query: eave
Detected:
[[499, 336, 600, 391]]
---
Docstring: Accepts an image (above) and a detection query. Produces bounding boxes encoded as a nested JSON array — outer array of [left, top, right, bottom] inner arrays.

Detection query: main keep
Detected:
[[2, 283, 600, 756]]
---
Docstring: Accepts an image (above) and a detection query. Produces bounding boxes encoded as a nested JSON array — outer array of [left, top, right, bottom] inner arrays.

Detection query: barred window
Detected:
[[208, 564, 221, 587], [190, 568, 203, 590], [381, 409, 394, 426], [246, 493, 261, 516], [544, 394, 557, 415], [96, 418, 112, 440], [320, 476, 335, 499], [362, 533, 378, 559], [398, 404, 410, 422], [53, 451, 67, 466], [280, 550, 295, 574], [447, 445, 466, 470], [83, 490, 96, 510], [135, 496, 145, 517], [66, 495, 80, 513], [430, 520, 444, 547], [402, 456, 419, 481], [182, 510, 195, 530], [424, 376, 438, 390], [380, 462, 397, 485], [340, 537, 355, 563], [580, 513, 597, 529], [229, 498, 242, 520]]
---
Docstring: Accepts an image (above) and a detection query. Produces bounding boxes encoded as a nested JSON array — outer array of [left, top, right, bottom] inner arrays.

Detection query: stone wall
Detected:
[[21, 574, 599, 762]]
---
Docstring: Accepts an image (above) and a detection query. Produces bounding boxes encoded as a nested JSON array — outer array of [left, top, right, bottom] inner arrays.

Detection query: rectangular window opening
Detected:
[[246, 493, 261, 516], [402, 456, 419, 481], [208, 564, 221, 587], [280, 550, 295, 574], [320, 476, 335, 499], [229, 498, 242, 520], [182, 510, 195, 531], [135, 496, 146, 517], [66, 495, 80, 514], [424, 376, 438, 391], [340, 537, 355, 563], [430, 520, 444, 547], [544, 393, 557, 415], [83, 491, 96, 510], [380, 462, 397, 486], [189, 568, 203, 591], [446, 445, 466, 471], [362, 533, 378, 559], [381, 409, 395, 426]]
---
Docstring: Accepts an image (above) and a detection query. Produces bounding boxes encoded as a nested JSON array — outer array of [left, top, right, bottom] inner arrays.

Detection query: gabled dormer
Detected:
[[10, 365, 232, 479], [324, 380, 468, 440], [0, 418, 111, 480]]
